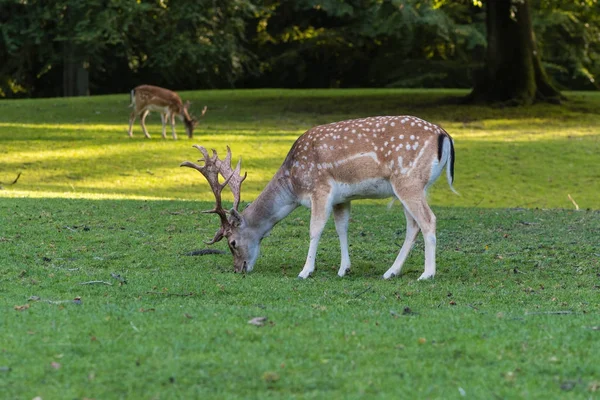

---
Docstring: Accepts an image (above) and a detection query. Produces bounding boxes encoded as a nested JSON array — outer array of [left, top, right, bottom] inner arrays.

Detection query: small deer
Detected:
[[128, 85, 207, 139], [181, 115, 456, 280]]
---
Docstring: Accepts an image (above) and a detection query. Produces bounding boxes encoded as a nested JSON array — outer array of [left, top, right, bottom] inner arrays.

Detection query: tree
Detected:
[[0, 0, 259, 97], [0, 0, 147, 97], [244, 0, 485, 88], [467, 0, 563, 104]]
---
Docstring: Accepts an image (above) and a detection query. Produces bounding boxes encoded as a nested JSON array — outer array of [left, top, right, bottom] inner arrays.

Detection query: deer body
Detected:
[[128, 85, 205, 139], [182, 115, 455, 280]]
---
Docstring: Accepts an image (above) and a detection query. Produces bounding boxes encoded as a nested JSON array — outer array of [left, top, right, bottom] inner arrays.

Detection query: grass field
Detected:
[[1, 89, 599, 399], [1, 89, 599, 208]]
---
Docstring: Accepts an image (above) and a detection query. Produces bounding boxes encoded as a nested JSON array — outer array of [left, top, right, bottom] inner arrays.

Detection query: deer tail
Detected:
[[129, 89, 135, 108], [438, 132, 458, 195]]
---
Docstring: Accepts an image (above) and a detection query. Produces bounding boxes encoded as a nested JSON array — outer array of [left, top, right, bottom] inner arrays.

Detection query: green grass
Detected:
[[1, 89, 599, 399], [1, 199, 599, 399], [1, 88, 599, 208]]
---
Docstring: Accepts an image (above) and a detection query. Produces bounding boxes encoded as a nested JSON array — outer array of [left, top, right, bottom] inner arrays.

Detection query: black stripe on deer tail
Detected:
[[437, 131, 455, 184]]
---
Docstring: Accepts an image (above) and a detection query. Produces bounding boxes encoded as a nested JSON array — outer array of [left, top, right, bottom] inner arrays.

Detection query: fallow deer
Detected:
[[181, 115, 456, 280], [128, 85, 207, 139]]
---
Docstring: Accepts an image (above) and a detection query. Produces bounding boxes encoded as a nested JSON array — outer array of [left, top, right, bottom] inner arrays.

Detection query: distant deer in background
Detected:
[[128, 85, 207, 139], [181, 115, 456, 280]]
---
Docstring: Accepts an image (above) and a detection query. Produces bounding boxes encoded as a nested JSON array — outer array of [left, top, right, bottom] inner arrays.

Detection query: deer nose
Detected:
[[234, 261, 247, 274]]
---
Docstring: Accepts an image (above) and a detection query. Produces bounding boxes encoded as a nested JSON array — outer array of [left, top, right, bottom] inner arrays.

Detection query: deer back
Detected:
[[282, 116, 453, 199]]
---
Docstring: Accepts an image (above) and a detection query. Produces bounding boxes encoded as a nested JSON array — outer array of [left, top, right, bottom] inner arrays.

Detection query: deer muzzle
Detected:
[[234, 261, 247, 274]]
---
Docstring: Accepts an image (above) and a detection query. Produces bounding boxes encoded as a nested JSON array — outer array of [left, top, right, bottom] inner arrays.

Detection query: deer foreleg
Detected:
[[383, 205, 420, 279], [298, 194, 332, 279], [333, 202, 351, 277], [140, 110, 151, 139]]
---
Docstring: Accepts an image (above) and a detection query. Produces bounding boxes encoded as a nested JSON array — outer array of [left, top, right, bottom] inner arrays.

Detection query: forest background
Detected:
[[1, 0, 599, 100]]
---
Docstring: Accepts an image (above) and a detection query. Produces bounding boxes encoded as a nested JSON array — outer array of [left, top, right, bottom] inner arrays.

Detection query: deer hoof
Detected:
[[337, 268, 350, 277], [417, 273, 435, 281], [382, 271, 396, 280], [297, 271, 312, 279]]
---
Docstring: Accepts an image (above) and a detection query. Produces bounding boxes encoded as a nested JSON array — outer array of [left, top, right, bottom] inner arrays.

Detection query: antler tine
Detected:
[[180, 145, 229, 229], [215, 146, 247, 211], [205, 226, 225, 245]]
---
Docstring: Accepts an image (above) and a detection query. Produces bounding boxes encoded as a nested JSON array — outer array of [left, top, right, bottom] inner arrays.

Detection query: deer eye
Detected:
[[230, 240, 236, 249]]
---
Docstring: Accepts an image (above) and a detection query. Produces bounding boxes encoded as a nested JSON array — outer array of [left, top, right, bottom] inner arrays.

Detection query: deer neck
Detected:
[[242, 171, 298, 240]]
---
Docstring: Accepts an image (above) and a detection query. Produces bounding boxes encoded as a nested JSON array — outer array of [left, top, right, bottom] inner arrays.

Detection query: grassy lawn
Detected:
[[1, 89, 599, 398]]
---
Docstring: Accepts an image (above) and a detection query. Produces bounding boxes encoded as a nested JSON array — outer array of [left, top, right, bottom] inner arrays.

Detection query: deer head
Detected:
[[182, 103, 207, 139], [181, 145, 258, 272]]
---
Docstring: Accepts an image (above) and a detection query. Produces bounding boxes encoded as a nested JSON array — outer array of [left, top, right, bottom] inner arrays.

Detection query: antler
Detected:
[[215, 146, 247, 211], [180, 145, 245, 244]]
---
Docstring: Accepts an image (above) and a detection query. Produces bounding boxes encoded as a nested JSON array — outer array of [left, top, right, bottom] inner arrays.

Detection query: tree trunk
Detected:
[[467, 0, 562, 105], [62, 41, 89, 97]]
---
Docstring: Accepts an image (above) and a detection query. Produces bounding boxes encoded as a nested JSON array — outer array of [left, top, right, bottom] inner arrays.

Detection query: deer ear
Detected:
[[228, 209, 244, 227]]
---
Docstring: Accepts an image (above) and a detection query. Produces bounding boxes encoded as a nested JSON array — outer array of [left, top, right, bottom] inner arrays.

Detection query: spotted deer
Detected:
[[128, 85, 207, 139], [181, 115, 456, 280]]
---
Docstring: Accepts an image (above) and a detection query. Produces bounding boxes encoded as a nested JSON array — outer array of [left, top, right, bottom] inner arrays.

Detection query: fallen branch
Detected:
[[185, 249, 226, 256], [79, 280, 112, 286]]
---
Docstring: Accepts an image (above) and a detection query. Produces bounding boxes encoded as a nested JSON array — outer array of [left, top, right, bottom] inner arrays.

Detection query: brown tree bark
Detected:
[[467, 0, 563, 105]]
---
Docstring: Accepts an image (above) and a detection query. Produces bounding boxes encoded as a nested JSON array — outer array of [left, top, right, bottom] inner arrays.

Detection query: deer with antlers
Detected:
[[128, 85, 207, 139], [181, 115, 456, 280]]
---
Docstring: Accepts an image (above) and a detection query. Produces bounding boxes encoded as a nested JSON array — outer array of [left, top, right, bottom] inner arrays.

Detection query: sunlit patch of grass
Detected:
[[1, 89, 598, 209], [0, 122, 124, 132]]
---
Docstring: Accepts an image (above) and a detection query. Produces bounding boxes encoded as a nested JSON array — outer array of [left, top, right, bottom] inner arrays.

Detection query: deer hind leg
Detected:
[[128, 111, 136, 137], [140, 110, 151, 139], [333, 202, 351, 277], [398, 195, 437, 280], [383, 205, 420, 279], [170, 113, 177, 140], [298, 193, 333, 279], [160, 113, 167, 139]]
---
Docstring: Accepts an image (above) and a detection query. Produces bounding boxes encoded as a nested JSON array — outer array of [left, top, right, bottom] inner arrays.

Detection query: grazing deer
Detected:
[[181, 115, 456, 280], [128, 85, 207, 139]]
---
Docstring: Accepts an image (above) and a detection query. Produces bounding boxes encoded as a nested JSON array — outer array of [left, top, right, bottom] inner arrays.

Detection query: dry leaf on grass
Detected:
[[248, 316, 268, 326]]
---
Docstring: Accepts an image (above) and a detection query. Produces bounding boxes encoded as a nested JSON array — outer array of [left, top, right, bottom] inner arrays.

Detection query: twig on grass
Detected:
[[567, 194, 580, 211], [0, 172, 22, 187], [145, 291, 195, 297], [79, 280, 112, 286], [28, 295, 82, 305], [11, 173, 22, 184], [110, 273, 127, 284], [353, 286, 373, 299], [525, 310, 573, 316]]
